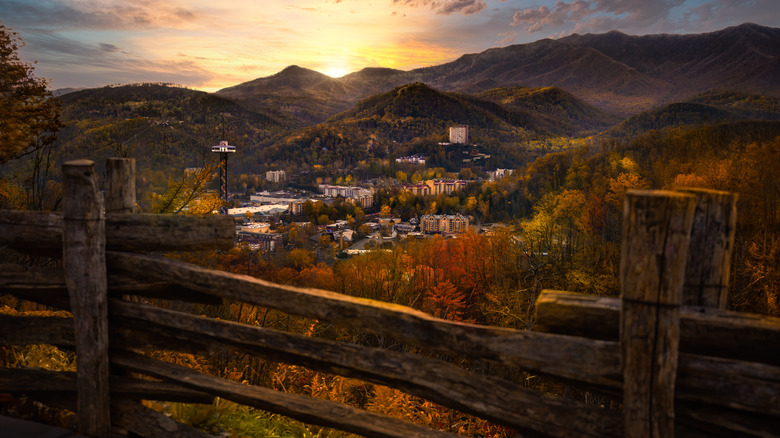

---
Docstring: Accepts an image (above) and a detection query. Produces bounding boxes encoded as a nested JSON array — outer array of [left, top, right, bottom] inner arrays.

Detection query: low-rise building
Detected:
[[394, 223, 416, 233], [251, 190, 310, 215], [237, 231, 284, 252], [491, 168, 514, 180], [376, 217, 402, 227], [402, 183, 431, 196], [251, 190, 301, 204], [395, 154, 427, 165], [318, 184, 374, 208], [228, 205, 289, 217], [420, 214, 470, 234], [428, 179, 468, 195]]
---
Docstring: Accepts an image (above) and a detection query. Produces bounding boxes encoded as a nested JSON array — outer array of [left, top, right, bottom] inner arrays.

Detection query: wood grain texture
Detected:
[[677, 188, 738, 309], [0, 210, 63, 257], [534, 290, 780, 365], [104, 213, 235, 251], [3, 299, 776, 423], [1, 265, 222, 308], [0, 211, 236, 253], [106, 250, 624, 390], [105, 158, 136, 214], [110, 299, 622, 437], [0, 314, 74, 346], [111, 399, 215, 438], [111, 350, 460, 438], [62, 159, 111, 437], [0, 367, 213, 404], [620, 190, 695, 438]]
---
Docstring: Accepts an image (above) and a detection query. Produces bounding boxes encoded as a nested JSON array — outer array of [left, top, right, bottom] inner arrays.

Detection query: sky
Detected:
[[2, 0, 779, 92]]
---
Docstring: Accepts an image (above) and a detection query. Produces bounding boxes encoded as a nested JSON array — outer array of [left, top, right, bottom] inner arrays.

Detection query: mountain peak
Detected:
[[275, 65, 329, 79], [217, 23, 779, 123]]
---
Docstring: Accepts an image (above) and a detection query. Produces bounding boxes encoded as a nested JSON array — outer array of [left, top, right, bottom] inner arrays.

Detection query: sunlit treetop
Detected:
[[0, 24, 61, 164]]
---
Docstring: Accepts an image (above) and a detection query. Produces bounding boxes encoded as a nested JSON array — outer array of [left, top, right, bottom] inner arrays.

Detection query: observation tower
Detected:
[[211, 140, 235, 214]]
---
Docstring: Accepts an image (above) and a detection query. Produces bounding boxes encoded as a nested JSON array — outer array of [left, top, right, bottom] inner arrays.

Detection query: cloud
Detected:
[[392, 0, 487, 15], [99, 43, 120, 53], [0, 0, 203, 31], [510, 0, 687, 34], [16, 30, 213, 88], [497, 30, 519, 44]]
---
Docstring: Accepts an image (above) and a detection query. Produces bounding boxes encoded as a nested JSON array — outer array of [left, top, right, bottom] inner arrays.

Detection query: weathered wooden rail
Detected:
[[1, 158, 778, 437]]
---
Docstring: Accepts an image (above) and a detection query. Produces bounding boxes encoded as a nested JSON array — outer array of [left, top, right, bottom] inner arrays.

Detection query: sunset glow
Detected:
[[2, 0, 778, 91]]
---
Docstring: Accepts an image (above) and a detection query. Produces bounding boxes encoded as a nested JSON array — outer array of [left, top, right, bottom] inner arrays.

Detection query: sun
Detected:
[[322, 63, 350, 78]]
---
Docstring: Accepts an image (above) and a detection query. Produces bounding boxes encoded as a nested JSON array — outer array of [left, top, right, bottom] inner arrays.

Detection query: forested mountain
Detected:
[[54, 83, 285, 168], [474, 86, 621, 136], [558, 23, 780, 98], [258, 82, 540, 175], [257, 82, 614, 175], [216, 66, 360, 127], [607, 91, 780, 137], [6, 24, 778, 215], [5, 83, 290, 209], [330, 82, 543, 139], [686, 90, 780, 119], [217, 23, 780, 122]]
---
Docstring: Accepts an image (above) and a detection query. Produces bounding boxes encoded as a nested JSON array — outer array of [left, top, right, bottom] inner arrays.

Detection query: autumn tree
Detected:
[[148, 161, 220, 214], [0, 24, 62, 209], [0, 24, 60, 163]]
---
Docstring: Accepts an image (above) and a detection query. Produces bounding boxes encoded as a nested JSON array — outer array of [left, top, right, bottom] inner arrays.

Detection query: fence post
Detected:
[[620, 190, 696, 438], [105, 157, 136, 214], [62, 159, 111, 436], [676, 188, 738, 309]]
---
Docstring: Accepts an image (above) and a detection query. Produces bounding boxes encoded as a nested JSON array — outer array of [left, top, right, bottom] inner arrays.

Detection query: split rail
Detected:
[[0, 158, 778, 437]]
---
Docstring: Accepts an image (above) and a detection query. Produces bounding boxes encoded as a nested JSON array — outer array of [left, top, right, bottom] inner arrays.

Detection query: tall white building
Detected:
[[449, 125, 469, 144], [266, 170, 286, 183]]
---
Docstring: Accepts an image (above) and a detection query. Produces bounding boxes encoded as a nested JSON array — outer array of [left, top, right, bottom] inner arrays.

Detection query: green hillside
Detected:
[[329, 82, 542, 141], [259, 83, 551, 174], [474, 86, 621, 136], [54, 83, 286, 171], [686, 90, 780, 120], [606, 90, 780, 138]]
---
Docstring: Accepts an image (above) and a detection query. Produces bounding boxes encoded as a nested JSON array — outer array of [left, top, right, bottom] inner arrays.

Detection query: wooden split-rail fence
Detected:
[[1, 158, 778, 437]]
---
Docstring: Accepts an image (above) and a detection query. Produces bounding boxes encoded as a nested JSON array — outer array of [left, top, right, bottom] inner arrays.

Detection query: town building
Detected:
[[420, 214, 470, 234], [449, 125, 469, 144], [227, 205, 289, 217], [352, 193, 374, 209], [237, 232, 284, 252], [251, 190, 309, 215], [394, 223, 416, 233], [376, 217, 403, 228], [266, 170, 286, 183], [428, 179, 468, 195], [318, 184, 374, 208], [289, 201, 304, 215], [402, 179, 468, 196], [395, 154, 427, 165], [402, 183, 431, 196], [491, 168, 514, 180], [251, 190, 301, 204]]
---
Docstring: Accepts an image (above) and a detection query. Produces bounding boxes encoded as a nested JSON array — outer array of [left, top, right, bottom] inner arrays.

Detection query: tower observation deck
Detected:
[[211, 141, 235, 214]]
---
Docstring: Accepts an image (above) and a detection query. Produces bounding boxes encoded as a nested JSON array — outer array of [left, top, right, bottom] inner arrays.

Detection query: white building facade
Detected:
[[449, 125, 469, 144]]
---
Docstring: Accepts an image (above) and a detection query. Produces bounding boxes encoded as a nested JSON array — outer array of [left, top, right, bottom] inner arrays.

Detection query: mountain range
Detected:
[[35, 23, 780, 179], [216, 23, 780, 124]]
